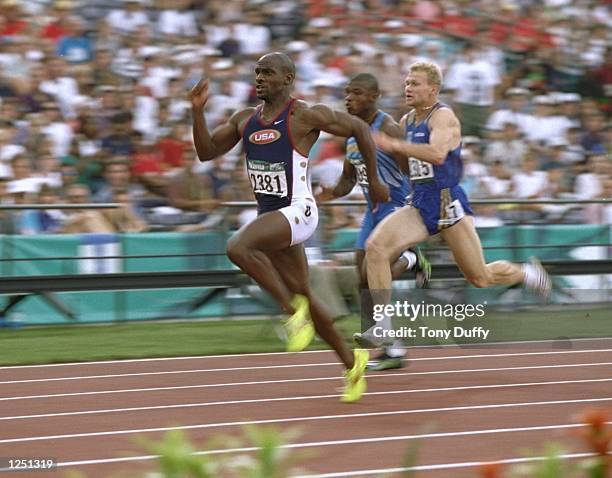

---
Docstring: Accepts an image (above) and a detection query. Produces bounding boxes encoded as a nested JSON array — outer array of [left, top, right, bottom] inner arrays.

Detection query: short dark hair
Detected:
[[348, 73, 379, 93]]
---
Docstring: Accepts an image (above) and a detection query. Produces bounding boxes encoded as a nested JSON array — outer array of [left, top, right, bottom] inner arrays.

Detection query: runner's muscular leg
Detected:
[[226, 211, 296, 313], [358, 250, 409, 288], [440, 215, 524, 288], [357, 247, 413, 323], [267, 245, 354, 369], [365, 206, 429, 292]]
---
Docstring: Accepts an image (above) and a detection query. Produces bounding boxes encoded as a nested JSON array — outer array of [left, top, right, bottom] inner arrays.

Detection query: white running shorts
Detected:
[[278, 197, 318, 246]]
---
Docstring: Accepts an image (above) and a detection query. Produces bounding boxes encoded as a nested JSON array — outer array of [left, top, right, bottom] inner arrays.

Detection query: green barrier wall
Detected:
[[1, 225, 610, 325]]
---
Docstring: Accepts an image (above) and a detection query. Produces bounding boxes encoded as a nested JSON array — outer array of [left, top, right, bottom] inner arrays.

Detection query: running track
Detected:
[[0, 337, 610, 477]]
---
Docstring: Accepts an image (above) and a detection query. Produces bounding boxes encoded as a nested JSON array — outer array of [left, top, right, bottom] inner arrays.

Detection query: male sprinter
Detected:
[[189, 52, 389, 402], [367, 61, 551, 322], [318, 73, 431, 370]]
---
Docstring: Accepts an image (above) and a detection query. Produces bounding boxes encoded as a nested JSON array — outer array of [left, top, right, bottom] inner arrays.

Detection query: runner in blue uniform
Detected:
[[317, 74, 431, 370], [189, 52, 390, 402], [366, 61, 551, 312]]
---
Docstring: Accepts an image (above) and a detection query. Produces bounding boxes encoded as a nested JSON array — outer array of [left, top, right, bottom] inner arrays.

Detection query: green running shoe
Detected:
[[414, 248, 431, 289], [283, 294, 314, 353], [341, 348, 369, 403], [366, 351, 404, 371]]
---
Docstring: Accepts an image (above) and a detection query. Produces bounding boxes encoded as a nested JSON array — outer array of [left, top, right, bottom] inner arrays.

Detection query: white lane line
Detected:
[[294, 452, 604, 477], [2, 362, 610, 402], [1, 378, 610, 422], [0, 363, 340, 385], [2, 349, 611, 385], [2, 336, 610, 370], [49, 423, 595, 469], [2, 377, 610, 421], [0, 397, 610, 444]]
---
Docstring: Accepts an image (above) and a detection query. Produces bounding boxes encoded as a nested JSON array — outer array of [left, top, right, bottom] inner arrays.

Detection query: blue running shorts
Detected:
[[411, 184, 473, 236], [355, 201, 403, 250]]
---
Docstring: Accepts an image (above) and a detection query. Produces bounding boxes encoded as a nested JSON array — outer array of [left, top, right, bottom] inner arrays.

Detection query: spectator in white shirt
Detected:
[[525, 95, 560, 152], [138, 54, 177, 99], [234, 9, 271, 57], [587, 177, 612, 224], [7, 155, 40, 196], [460, 137, 488, 198], [445, 41, 500, 136], [486, 87, 533, 140], [557, 93, 582, 127], [106, 0, 150, 36], [205, 79, 244, 129], [132, 85, 159, 143], [40, 102, 73, 158], [509, 152, 551, 221], [34, 153, 63, 190], [38, 57, 80, 118], [559, 126, 587, 165], [165, 78, 190, 123], [574, 153, 607, 200], [484, 122, 528, 172], [481, 160, 512, 198], [510, 152, 549, 199], [0, 124, 25, 169], [157, 0, 198, 40]]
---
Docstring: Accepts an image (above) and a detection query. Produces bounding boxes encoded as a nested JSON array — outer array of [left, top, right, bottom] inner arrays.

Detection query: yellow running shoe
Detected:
[[283, 294, 314, 352], [341, 348, 369, 403]]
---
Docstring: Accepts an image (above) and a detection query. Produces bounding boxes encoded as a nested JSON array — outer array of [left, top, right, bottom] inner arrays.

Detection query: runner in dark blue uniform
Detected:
[[318, 74, 431, 370], [366, 61, 550, 316], [189, 53, 390, 402]]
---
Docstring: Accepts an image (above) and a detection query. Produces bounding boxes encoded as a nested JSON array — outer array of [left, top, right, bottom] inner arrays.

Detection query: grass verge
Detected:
[[0, 307, 609, 366]]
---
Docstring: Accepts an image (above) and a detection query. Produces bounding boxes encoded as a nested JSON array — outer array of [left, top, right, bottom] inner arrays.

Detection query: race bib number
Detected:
[[355, 163, 368, 186], [247, 160, 288, 197], [439, 199, 465, 227], [409, 157, 434, 181]]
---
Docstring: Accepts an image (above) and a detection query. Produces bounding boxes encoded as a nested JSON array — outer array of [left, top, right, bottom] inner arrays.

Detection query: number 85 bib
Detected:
[[247, 160, 288, 197], [408, 157, 434, 182]]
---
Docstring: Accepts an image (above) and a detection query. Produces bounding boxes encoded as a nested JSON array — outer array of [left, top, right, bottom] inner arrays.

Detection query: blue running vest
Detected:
[[346, 110, 409, 209], [404, 103, 463, 191]]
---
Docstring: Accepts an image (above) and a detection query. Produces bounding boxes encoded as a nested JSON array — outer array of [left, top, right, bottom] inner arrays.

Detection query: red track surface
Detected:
[[0, 338, 610, 477]]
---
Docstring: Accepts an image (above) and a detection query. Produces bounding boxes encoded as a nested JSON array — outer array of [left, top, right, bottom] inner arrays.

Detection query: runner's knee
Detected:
[[365, 236, 392, 263], [226, 238, 249, 266]]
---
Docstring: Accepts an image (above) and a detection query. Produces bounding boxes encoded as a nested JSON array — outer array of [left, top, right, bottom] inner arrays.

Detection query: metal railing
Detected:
[[222, 198, 612, 207], [1, 198, 610, 211], [0, 203, 120, 210]]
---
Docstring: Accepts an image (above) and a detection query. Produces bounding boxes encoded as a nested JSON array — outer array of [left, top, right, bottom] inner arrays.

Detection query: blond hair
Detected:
[[409, 61, 443, 88]]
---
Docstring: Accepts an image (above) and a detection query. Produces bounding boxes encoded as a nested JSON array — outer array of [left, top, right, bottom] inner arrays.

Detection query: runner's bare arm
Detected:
[[315, 160, 356, 203], [332, 160, 357, 198], [374, 108, 460, 165], [189, 78, 251, 162], [379, 116, 407, 171], [301, 104, 389, 205]]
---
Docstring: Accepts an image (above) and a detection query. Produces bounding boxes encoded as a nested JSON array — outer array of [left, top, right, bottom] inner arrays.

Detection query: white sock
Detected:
[[522, 263, 537, 288], [401, 250, 417, 270], [386, 340, 406, 358]]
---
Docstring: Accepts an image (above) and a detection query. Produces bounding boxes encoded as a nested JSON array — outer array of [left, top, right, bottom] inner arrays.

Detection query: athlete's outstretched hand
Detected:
[[315, 186, 335, 204], [368, 180, 390, 211], [372, 131, 397, 155], [188, 78, 209, 110]]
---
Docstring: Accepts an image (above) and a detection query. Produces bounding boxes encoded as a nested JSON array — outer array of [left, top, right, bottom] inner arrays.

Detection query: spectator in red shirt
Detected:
[[156, 123, 188, 171], [41, 1, 74, 43], [0, 1, 27, 38]]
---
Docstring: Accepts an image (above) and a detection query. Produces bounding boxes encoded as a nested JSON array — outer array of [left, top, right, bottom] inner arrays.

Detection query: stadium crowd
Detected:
[[0, 0, 610, 235]]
